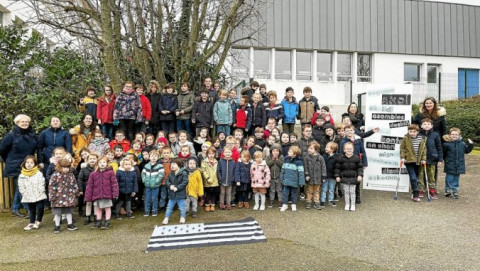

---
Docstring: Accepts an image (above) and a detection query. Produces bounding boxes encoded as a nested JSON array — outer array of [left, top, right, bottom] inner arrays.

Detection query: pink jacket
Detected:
[[250, 160, 271, 188], [84, 168, 119, 202]]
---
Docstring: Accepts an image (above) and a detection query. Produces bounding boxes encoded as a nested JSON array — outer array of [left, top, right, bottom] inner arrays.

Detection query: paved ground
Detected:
[[1, 154, 479, 271]]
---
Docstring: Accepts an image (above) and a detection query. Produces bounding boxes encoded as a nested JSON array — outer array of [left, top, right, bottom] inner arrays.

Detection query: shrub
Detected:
[[442, 96, 480, 142]]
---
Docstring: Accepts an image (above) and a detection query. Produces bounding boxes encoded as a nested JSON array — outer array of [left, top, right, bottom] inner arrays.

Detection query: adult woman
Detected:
[[70, 114, 97, 167], [113, 81, 143, 141], [38, 117, 72, 175], [341, 102, 365, 131], [146, 80, 162, 136], [97, 85, 116, 140], [0, 114, 38, 217], [413, 97, 447, 137]]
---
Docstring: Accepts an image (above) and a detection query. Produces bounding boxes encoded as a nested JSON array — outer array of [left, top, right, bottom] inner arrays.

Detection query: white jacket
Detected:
[[18, 171, 47, 203]]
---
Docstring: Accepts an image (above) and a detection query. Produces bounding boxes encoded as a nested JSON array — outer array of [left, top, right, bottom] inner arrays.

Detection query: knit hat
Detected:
[[156, 137, 168, 146], [202, 141, 212, 149]]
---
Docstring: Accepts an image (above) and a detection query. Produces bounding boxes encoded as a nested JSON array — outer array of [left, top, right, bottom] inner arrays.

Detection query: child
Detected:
[[191, 89, 214, 137], [233, 129, 246, 147], [336, 124, 346, 139], [335, 142, 363, 212], [263, 134, 276, 159], [264, 91, 284, 124], [201, 147, 219, 211], [193, 127, 211, 154], [263, 118, 277, 139], [266, 144, 284, 207], [49, 158, 80, 233], [141, 150, 164, 216], [158, 83, 178, 135], [178, 145, 193, 160], [18, 156, 47, 231], [127, 140, 143, 164], [322, 142, 341, 208], [160, 147, 172, 210], [259, 84, 269, 103], [78, 86, 98, 121], [217, 132, 227, 149], [298, 86, 320, 126], [143, 134, 157, 153], [419, 118, 443, 199], [213, 89, 233, 136], [220, 136, 241, 162], [168, 132, 180, 156], [113, 144, 125, 164], [185, 157, 204, 218], [217, 147, 237, 210], [235, 151, 252, 209], [311, 106, 335, 126], [135, 84, 152, 134], [115, 158, 138, 219], [175, 82, 195, 138], [75, 147, 90, 173], [156, 137, 168, 150], [271, 128, 281, 143], [233, 95, 252, 134], [109, 130, 130, 153], [197, 141, 211, 165], [280, 132, 291, 157], [250, 93, 267, 135], [97, 85, 116, 140], [297, 125, 318, 158], [280, 146, 304, 212], [88, 129, 110, 156], [400, 124, 427, 202], [250, 151, 271, 211], [244, 136, 257, 158], [312, 117, 326, 143], [442, 128, 474, 199], [177, 130, 196, 157], [254, 127, 266, 149], [321, 124, 341, 150], [162, 158, 189, 225], [105, 149, 119, 173], [78, 153, 99, 224], [134, 132, 146, 147], [303, 142, 327, 209], [289, 133, 298, 146], [45, 147, 67, 203], [281, 87, 299, 134]]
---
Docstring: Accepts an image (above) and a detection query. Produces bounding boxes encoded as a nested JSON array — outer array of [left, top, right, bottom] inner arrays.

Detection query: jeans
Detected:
[[119, 119, 135, 141], [176, 119, 192, 138], [216, 125, 231, 136], [445, 174, 460, 193], [27, 201, 44, 224], [165, 199, 186, 218], [405, 163, 420, 193], [144, 187, 159, 214], [283, 186, 298, 204], [321, 178, 336, 203], [101, 123, 114, 140], [161, 121, 176, 136], [159, 185, 168, 208], [12, 177, 29, 213]]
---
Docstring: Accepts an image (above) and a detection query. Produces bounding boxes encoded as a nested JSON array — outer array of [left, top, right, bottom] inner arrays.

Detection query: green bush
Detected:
[[443, 96, 480, 143]]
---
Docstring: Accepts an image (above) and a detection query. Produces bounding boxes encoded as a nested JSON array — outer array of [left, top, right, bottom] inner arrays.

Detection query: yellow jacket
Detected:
[[200, 159, 219, 187], [186, 169, 204, 198], [70, 125, 94, 167]]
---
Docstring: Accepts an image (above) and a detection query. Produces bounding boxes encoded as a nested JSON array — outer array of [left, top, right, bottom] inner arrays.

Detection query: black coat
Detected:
[[166, 168, 188, 200], [0, 125, 38, 178], [421, 130, 443, 164], [147, 93, 162, 125], [334, 154, 363, 185], [251, 103, 266, 127], [158, 94, 178, 121], [192, 99, 214, 128], [442, 137, 474, 175], [323, 153, 340, 179]]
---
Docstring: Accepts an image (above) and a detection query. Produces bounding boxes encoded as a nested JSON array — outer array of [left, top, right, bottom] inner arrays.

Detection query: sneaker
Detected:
[[430, 189, 438, 200], [313, 203, 321, 210], [419, 191, 425, 198], [205, 205, 211, 212], [453, 193, 459, 199], [299, 194, 306, 201], [291, 204, 297, 211], [259, 204, 265, 211], [101, 220, 110, 229], [319, 202, 326, 209], [192, 212, 197, 218], [143, 212, 149, 217], [280, 204, 288, 212], [126, 213, 135, 219], [24, 224, 34, 231], [355, 198, 361, 204], [267, 201, 274, 208], [350, 205, 356, 212], [329, 201, 337, 207], [32, 222, 41, 229], [115, 214, 122, 220], [305, 203, 311, 209], [445, 192, 452, 197], [67, 224, 78, 231], [412, 197, 421, 202], [53, 225, 60, 234], [231, 202, 236, 207], [152, 213, 158, 217], [243, 202, 250, 209], [179, 217, 186, 224], [84, 217, 91, 225], [226, 204, 231, 210], [237, 202, 244, 209], [253, 204, 259, 211], [162, 218, 169, 225], [345, 204, 350, 211], [91, 221, 101, 229]]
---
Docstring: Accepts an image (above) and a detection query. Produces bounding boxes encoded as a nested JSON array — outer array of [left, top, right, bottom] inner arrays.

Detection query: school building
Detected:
[[228, 0, 480, 106]]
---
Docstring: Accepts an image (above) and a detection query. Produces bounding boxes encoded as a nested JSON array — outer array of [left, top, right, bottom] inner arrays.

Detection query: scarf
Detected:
[[93, 138, 106, 145], [21, 166, 39, 177]]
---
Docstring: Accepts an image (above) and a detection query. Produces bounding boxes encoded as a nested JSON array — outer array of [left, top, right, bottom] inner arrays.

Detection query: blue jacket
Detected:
[[280, 156, 305, 187], [264, 102, 285, 122], [442, 136, 474, 175], [340, 137, 368, 167], [141, 162, 164, 188], [166, 168, 188, 200], [217, 158, 237, 186], [421, 130, 443, 164], [158, 94, 178, 121], [323, 153, 340, 179], [116, 167, 139, 194], [0, 125, 38, 178], [213, 99, 233, 125], [38, 127, 72, 163], [235, 162, 252, 184], [281, 97, 298, 124]]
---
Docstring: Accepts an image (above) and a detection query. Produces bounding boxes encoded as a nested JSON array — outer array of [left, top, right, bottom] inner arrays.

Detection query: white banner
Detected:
[[363, 85, 413, 192]]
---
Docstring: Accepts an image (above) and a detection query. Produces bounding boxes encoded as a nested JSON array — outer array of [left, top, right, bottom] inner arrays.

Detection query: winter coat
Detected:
[[421, 130, 443, 164], [116, 167, 139, 194], [323, 153, 341, 179], [342, 112, 365, 131], [186, 169, 204, 199], [113, 91, 143, 121], [70, 125, 94, 167], [340, 137, 368, 167], [109, 139, 130, 153], [400, 134, 427, 165], [141, 162, 164, 188], [266, 154, 284, 180], [304, 153, 327, 184], [413, 106, 447, 137], [18, 171, 47, 203], [97, 95, 116, 124], [78, 96, 98, 120], [264, 102, 285, 122], [77, 165, 94, 192], [192, 99, 214, 128], [251, 102, 267, 127], [312, 125, 325, 143], [176, 91, 195, 120], [147, 93, 162, 125], [84, 168, 118, 202], [298, 96, 319, 124], [234, 105, 252, 131], [158, 93, 178, 121], [217, 158, 237, 186], [235, 162, 252, 184], [250, 160, 271, 188], [88, 139, 110, 156], [166, 168, 188, 200], [38, 127, 72, 164], [201, 159, 219, 187], [0, 125, 38, 178], [213, 99, 233, 125], [442, 135, 474, 175], [49, 171, 79, 207], [334, 154, 363, 185], [280, 156, 305, 187], [297, 137, 318, 158], [321, 135, 342, 151], [281, 97, 299, 124], [139, 94, 152, 121]]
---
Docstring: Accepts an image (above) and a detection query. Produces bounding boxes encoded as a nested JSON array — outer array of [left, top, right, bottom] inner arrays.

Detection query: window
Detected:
[[275, 50, 292, 80], [317, 52, 332, 81], [231, 48, 250, 80], [296, 51, 312, 80], [427, 65, 439, 83], [337, 53, 352, 81], [0, 12, 3, 27], [253, 49, 270, 79], [357, 54, 371, 82], [404, 63, 421, 82]]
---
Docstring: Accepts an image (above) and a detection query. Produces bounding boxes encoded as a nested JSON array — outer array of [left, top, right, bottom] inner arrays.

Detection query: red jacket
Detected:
[[139, 94, 152, 121], [109, 139, 130, 153], [84, 168, 119, 202], [311, 112, 335, 126], [97, 95, 116, 124]]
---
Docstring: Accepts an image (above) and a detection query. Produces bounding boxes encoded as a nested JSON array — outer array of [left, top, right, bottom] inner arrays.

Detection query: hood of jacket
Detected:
[[418, 104, 447, 117]]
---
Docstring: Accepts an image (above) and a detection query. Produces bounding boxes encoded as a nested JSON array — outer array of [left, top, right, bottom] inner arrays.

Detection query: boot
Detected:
[[253, 193, 260, 210], [237, 202, 244, 209], [259, 194, 266, 210], [210, 205, 215, 212], [84, 216, 91, 225], [101, 220, 110, 229], [243, 202, 250, 209]]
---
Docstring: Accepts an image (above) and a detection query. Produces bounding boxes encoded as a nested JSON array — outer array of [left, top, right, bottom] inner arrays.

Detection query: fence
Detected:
[[409, 73, 459, 105], [0, 161, 15, 212]]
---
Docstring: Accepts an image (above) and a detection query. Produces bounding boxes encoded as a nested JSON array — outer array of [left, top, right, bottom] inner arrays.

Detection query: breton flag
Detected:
[[146, 217, 266, 251]]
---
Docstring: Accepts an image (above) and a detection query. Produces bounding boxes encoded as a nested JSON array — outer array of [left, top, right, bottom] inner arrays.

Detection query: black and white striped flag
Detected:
[[146, 217, 266, 251]]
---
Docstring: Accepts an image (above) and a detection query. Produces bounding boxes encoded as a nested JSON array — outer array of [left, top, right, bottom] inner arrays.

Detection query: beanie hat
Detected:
[[156, 137, 168, 146], [202, 141, 212, 149]]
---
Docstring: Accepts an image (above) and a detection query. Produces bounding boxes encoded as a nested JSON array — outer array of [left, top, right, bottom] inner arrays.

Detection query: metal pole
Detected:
[[465, 70, 468, 99], [438, 72, 442, 104], [350, 79, 353, 103]]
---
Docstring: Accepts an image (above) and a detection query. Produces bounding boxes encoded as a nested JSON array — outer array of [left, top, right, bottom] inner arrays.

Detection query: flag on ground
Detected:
[[146, 217, 267, 251]]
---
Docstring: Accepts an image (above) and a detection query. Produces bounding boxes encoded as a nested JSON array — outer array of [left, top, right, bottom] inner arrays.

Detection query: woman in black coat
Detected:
[[0, 114, 38, 217], [413, 97, 447, 138], [341, 102, 365, 132], [38, 117, 72, 175]]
